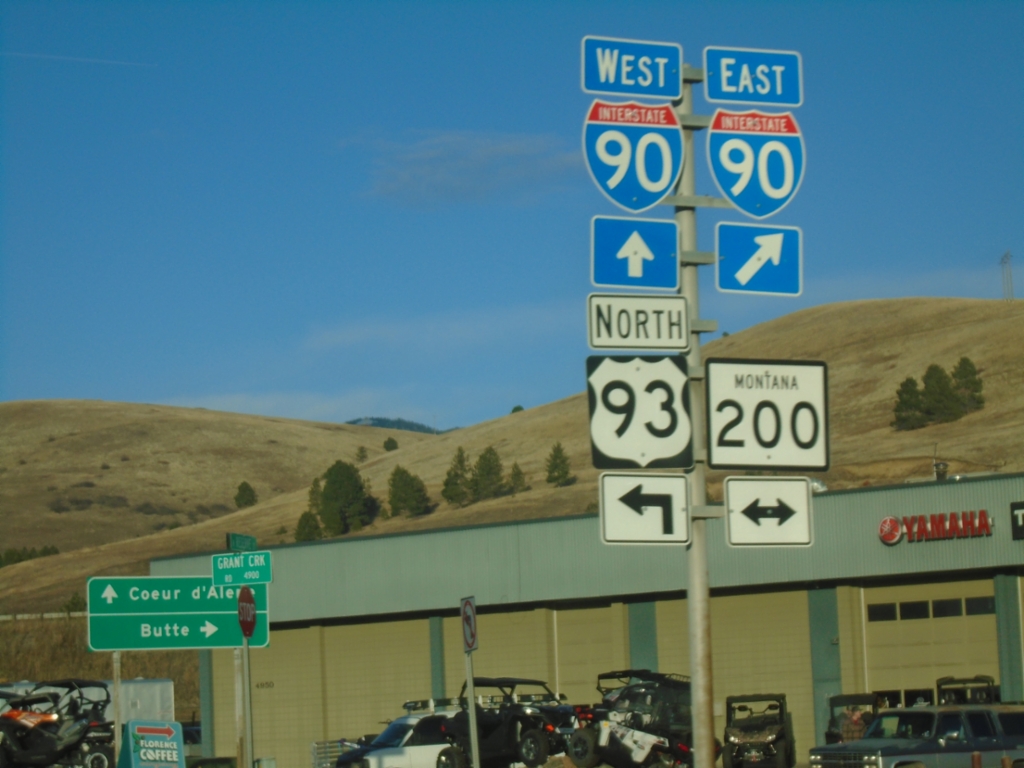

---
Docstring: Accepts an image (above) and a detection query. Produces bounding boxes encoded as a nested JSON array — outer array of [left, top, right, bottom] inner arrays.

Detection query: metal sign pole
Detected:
[[464, 653, 481, 768], [243, 636, 254, 768], [112, 651, 122, 762], [674, 71, 716, 768], [234, 647, 245, 768]]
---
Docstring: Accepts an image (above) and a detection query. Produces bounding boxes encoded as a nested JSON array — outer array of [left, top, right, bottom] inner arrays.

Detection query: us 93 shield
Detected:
[[587, 356, 693, 469]]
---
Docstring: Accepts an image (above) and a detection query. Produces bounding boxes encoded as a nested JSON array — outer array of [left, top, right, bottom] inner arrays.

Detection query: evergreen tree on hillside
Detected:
[[951, 356, 985, 412], [545, 442, 577, 487], [508, 462, 528, 495], [294, 511, 323, 542], [355, 446, 368, 463], [234, 481, 257, 509], [442, 447, 471, 507], [921, 364, 964, 423], [319, 460, 377, 534], [383, 437, 398, 451], [470, 447, 506, 501], [388, 465, 432, 516], [891, 377, 927, 431]]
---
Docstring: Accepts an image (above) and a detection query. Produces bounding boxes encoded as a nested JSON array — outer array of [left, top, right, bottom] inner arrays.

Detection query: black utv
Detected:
[[722, 694, 794, 768], [437, 677, 571, 768]]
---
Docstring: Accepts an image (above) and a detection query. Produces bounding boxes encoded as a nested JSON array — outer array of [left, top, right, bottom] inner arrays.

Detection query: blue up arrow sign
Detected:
[[592, 217, 678, 291], [582, 36, 682, 99], [716, 222, 802, 296]]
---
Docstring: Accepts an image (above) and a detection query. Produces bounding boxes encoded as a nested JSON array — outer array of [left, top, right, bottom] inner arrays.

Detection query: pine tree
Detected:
[[470, 447, 506, 501], [951, 356, 984, 412], [508, 462, 528, 495], [891, 377, 927, 430], [319, 460, 377, 535], [355, 446, 368, 463], [921, 364, 964, 423], [389, 465, 432, 516], [383, 437, 398, 451], [294, 511, 323, 542], [234, 481, 257, 508], [307, 477, 322, 518], [545, 442, 576, 487], [442, 447, 471, 507]]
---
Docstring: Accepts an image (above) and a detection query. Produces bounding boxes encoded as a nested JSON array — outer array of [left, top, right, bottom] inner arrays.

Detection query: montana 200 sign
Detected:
[[707, 110, 805, 219], [87, 576, 269, 651], [584, 101, 684, 213]]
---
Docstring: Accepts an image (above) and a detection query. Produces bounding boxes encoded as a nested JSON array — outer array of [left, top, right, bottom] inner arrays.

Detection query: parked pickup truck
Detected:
[[809, 705, 1024, 768]]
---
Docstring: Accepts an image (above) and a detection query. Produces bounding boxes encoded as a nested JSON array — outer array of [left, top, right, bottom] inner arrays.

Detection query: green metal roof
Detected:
[[150, 473, 1024, 625]]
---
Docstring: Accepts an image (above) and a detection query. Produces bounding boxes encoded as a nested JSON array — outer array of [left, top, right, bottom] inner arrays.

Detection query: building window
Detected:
[[932, 598, 964, 618], [966, 596, 996, 615], [899, 601, 930, 620], [874, 690, 902, 708], [904, 688, 934, 706], [868, 603, 897, 622]]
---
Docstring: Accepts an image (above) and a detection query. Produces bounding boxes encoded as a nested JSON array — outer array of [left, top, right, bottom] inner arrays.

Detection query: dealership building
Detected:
[[153, 472, 1024, 768]]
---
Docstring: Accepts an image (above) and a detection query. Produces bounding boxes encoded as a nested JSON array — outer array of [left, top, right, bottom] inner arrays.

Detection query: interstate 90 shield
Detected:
[[583, 101, 684, 213], [707, 109, 805, 219]]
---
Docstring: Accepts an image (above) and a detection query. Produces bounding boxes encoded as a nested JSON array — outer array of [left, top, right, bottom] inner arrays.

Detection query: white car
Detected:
[[334, 701, 459, 768]]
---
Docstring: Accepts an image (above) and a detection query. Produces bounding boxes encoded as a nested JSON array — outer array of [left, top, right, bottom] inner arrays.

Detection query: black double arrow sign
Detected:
[[619, 485, 675, 535], [740, 498, 797, 525]]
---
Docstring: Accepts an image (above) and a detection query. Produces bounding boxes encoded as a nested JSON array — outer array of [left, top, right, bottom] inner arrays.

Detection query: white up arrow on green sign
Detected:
[[87, 577, 269, 651], [211, 550, 272, 586]]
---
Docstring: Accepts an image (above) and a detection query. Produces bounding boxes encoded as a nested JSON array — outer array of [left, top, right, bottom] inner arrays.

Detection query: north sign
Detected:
[[600, 472, 690, 545], [581, 36, 682, 99], [705, 358, 828, 471], [588, 294, 689, 351], [707, 110, 805, 219], [716, 222, 802, 296], [211, 550, 272, 586], [87, 576, 269, 650], [587, 355, 692, 470], [584, 101, 684, 213], [724, 476, 812, 546], [592, 216, 679, 291], [703, 47, 803, 107]]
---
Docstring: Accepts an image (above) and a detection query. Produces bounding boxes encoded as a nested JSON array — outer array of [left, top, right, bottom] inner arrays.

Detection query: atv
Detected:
[[436, 677, 570, 768], [568, 669, 715, 768], [722, 694, 793, 768]]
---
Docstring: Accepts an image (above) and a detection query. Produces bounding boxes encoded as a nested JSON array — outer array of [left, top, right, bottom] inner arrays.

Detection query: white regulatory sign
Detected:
[[724, 476, 812, 546], [588, 294, 689, 351], [600, 472, 690, 544], [587, 355, 693, 469], [705, 358, 828, 471], [460, 596, 478, 653]]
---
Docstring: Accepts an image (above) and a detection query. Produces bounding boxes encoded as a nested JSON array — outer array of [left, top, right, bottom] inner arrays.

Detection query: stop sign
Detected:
[[238, 586, 257, 639]]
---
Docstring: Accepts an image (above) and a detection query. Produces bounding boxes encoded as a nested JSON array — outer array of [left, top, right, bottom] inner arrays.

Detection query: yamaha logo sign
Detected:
[[878, 510, 992, 545]]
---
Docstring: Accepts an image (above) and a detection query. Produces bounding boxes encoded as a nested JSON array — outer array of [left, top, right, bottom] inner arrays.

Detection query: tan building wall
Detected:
[[862, 578, 998, 698]]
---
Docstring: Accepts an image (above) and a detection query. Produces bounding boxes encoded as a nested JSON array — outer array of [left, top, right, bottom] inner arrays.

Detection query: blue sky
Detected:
[[2, 1, 1021, 430]]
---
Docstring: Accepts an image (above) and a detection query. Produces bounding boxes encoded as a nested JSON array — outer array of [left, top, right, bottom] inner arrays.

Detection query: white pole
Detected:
[[464, 654, 481, 768], [859, 587, 869, 691], [552, 609, 560, 697], [244, 637, 254, 768], [235, 647, 245, 768], [675, 75, 715, 768], [112, 651, 122, 763]]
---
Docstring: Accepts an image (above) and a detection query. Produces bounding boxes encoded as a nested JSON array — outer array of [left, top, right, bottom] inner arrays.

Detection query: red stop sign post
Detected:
[[237, 586, 256, 768]]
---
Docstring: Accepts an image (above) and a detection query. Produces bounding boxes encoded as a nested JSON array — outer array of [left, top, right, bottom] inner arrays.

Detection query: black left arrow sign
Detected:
[[619, 485, 674, 535], [740, 498, 797, 526]]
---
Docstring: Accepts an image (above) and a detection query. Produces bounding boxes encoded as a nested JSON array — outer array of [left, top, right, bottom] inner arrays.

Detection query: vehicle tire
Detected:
[[518, 729, 550, 768], [85, 745, 115, 768], [773, 741, 787, 768], [568, 728, 601, 768], [722, 748, 733, 768], [438, 746, 469, 768]]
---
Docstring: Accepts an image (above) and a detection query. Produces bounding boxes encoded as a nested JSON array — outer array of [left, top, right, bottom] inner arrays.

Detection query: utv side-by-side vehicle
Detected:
[[568, 669, 716, 768], [722, 694, 794, 768], [436, 677, 573, 768]]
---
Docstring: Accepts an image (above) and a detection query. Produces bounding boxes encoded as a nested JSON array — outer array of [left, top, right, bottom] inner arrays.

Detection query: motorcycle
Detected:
[[0, 679, 115, 768]]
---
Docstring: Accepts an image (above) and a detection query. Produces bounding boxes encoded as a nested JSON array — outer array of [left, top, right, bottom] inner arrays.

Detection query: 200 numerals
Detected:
[[715, 399, 819, 449], [602, 380, 679, 438]]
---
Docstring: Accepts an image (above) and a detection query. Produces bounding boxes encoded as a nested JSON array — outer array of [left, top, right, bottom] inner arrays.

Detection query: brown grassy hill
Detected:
[[1, 297, 1021, 614]]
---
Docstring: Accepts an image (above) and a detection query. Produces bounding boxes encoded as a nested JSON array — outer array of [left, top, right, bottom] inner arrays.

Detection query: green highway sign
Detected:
[[87, 577, 269, 651], [211, 550, 272, 586], [226, 532, 258, 552]]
